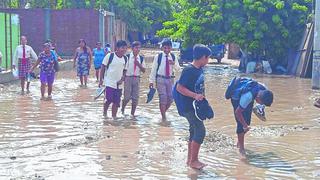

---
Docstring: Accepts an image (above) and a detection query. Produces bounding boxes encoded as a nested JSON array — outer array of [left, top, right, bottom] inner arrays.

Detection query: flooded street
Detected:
[[0, 62, 319, 179]]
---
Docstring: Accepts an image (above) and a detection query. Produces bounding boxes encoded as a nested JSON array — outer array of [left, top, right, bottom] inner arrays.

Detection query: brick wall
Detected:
[[50, 9, 99, 56], [0, 8, 128, 57]]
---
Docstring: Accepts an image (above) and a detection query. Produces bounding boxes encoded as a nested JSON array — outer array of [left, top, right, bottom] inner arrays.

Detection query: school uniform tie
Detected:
[[22, 45, 26, 65], [165, 55, 169, 77], [134, 55, 137, 80]]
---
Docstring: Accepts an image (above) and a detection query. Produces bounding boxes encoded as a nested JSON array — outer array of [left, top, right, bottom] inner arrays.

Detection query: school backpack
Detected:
[[126, 53, 144, 64], [50, 50, 59, 72], [106, 52, 128, 70], [172, 81, 185, 116], [225, 77, 265, 100], [156, 53, 176, 73]]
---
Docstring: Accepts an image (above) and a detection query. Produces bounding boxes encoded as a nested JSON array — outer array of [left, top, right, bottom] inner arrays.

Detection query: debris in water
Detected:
[[85, 136, 94, 141], [106, 155, 111, 160], [203, 131, 235, 152], [250, 125, 309, 137], [34, 173, 45, 180], [10, 156, 16, 160]]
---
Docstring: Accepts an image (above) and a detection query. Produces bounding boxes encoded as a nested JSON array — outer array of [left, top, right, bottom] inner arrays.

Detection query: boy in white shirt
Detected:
[[149, 39, 180, 121], [121, 41, 146, 117], [99, 40, 128, 118]]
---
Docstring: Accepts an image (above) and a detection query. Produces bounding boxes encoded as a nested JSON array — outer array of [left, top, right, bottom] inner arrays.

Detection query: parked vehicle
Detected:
[[209, 44, 225, 63], [179, 44, 226, 65], [178, 47, 193, 65]]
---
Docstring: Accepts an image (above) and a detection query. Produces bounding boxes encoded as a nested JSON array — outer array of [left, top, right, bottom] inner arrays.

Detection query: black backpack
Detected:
[[106, 52, 128, 70], [156, 53, 176, 73]]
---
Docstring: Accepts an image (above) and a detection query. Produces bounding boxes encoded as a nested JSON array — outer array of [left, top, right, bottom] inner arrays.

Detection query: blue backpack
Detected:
[[172, 81, 185, 116], [225, 77, 265, 100]]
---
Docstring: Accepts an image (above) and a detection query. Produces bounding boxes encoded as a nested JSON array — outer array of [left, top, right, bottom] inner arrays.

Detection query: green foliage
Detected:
[[108, 0, 173, 32], [158, 0, 312, 63]]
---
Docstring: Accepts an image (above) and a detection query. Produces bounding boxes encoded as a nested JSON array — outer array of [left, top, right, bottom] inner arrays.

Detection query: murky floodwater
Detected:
[[0, 62, 319, 180]]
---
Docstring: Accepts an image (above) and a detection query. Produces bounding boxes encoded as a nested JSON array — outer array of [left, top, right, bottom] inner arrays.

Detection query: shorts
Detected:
[[183, 111, 206, 144], [156, 77, 173, 105], [40, 71, 55, 85], [94, 59, 103, 70], [105, 86, 122, 107], [123, 76, 140, 105], [231, 99, 253, 134]]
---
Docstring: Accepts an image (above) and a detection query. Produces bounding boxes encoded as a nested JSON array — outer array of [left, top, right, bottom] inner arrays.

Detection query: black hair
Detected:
[[116, 40, 127, 48], [162, 39, 172, 47], [132, 41, 141, 48], [193, 44, 212, 60], [260, 90, 273, 107], [79, 39, 87, 53]]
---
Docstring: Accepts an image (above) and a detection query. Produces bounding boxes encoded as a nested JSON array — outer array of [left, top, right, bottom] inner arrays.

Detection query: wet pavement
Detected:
[[0, 62, 319, 179]]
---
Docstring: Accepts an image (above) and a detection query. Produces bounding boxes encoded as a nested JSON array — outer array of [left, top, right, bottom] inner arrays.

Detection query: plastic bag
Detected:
[[12, 69, 19, 79]]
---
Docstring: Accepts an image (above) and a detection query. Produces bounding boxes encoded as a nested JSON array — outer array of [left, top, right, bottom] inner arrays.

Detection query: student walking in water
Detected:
[[99, 40, 128, 119], [13, 36, 38, 94], [121, 41, 146, 117], [174, 44, 212, 170], [149, 39, 180, 121]]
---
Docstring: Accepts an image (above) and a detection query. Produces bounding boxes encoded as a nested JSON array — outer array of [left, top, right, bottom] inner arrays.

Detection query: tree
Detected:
[[107, 0, 173, 32], [158, 0, 312, 64]]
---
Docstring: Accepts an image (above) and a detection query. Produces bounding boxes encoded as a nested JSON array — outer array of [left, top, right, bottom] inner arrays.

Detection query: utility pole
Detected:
[[99, 3, 108, 47], [312, 0, 320, 89]]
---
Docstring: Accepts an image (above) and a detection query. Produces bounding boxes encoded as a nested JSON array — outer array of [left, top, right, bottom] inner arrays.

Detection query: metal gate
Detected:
[[0, 12, 20, 71]]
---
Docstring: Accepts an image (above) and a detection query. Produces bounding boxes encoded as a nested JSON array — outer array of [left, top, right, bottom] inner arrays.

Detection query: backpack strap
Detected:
[[127, 53, 143, 64], [106, 52, 114, 70], [123, 54, 128, 65], [170, 53, 176, 62], [156, 53, 176, 74], [106, 53, 128, 70], [50, 50, 58, 62], [156, 53, 163, 74]]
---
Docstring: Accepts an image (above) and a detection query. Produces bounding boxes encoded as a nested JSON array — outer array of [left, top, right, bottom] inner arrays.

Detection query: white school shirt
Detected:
[[149, 52, 180, 83], [125, 52, 146, 77], [13, 45, 38, 66], [102, 53, 127, 89], [0, 51, 2, 58]]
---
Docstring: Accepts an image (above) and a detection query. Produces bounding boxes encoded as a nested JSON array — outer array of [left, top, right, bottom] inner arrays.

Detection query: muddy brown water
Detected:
[[0, 63, 319, 179]]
